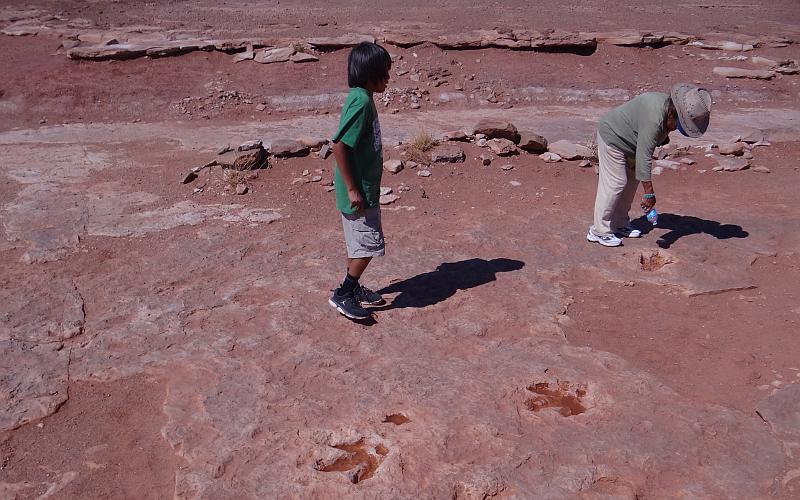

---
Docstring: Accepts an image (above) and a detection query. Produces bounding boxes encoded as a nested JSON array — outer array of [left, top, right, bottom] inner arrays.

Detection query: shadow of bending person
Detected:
[[374, 258, 525, 311], [633, 213, 749, 248]]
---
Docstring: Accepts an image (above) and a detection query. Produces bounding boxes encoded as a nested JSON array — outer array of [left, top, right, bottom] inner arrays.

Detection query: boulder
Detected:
[[473, 119, 519, 142], [517, 131, 548, 153], [713, 67, 775, 79], [271, 140, 310, 158], [487, 138, 517, 157], [547, 140, 593, 160], [254, 47, 295, 64], [431, 146, 466, 163], [384, 159, 404, 174], [718, 142, 746, 156]]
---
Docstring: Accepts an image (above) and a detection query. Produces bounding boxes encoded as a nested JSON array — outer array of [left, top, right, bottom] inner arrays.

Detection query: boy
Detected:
[[587, 84, 712, 247], [328, 42, 392, 320]]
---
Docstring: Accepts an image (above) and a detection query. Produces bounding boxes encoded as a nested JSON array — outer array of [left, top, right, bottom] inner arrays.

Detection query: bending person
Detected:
[[587, 84, 712, 247]]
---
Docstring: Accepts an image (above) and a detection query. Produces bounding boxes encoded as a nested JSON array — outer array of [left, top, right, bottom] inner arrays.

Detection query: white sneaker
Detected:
[[587, 230, 622, 247], [615, 226, 642, 238]]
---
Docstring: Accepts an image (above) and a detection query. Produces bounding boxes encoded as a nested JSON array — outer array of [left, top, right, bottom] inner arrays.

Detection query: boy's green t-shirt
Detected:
[[332, 87, 383, 214]]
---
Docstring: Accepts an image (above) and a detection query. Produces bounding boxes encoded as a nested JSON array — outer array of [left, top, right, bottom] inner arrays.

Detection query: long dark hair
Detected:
[[348, 42, 391, 88]]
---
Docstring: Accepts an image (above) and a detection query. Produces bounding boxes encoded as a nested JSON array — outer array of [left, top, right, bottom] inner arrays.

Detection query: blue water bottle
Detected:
[[646, 208, 658, 226]]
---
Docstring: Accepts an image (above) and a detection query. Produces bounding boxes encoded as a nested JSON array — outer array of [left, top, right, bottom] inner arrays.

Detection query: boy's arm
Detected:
[[332, 141, 365, 212]]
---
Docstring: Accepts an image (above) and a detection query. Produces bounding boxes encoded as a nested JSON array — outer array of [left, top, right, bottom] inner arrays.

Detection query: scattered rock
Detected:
[[487, 138, 517, 157], [718, 142, 746, 156], [476, 138, 487, 147], [235, 183, 248, 195], [254, 47, 295, 64], [547, 140, 593, 160], [578, 160, 591, 168], [417, 169, 431, 177], [384, 159, 404, 174], [751, 56, 778, 67], [691, 40, 754, 51], [480, 155, 492, 166], [290, 52, 319, 63], [743, 150, 754, 160], [311, 175, 322, 182], [380, 186, 393, 195], [501, 164, 514, 171], [713, 67, 775, 79], [714, 156, 750, 172], [271, 139, 310, 158], [325, 185, 335, 192], [306, 34, 375, 49], [238, 139, 263, 152], [379, 194, 400, 205], [517, 131, 548, 153], [443, 130, 469, 142], [181, 171, 198, 184], [540, 152, 562, 163], [431, 146, 466, 163], [752, 166, 771, 173], [233, 49, 255, 63], [473, 119, 519, 142], [217, 145, 233, 155], [509, 181, 522, 187], [680, 158, 696, 165]]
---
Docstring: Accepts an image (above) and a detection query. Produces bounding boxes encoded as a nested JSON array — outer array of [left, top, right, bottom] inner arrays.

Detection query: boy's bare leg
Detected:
[[347, 257, 372, 278]]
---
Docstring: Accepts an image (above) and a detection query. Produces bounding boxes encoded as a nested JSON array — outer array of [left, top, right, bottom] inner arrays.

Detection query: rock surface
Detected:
[[713, 67, 775, 79]]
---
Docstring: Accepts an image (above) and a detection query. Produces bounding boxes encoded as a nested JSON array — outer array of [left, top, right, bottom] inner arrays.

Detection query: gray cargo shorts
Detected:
[[341, 205, 385, 258]]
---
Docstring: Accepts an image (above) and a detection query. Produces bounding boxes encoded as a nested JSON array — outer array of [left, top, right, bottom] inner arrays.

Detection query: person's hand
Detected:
[[640, 194, 656, 211], [348, 188, 365, 212]]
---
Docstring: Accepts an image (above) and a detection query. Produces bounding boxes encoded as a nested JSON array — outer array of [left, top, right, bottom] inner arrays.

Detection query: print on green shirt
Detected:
[[332, 87, 383, 214]]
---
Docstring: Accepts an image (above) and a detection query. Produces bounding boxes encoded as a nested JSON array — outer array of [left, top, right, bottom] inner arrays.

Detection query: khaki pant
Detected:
[[590, 132, 639, 236]]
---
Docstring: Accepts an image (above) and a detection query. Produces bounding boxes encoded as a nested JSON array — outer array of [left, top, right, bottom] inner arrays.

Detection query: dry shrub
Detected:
[[405, 130, 438, 165]]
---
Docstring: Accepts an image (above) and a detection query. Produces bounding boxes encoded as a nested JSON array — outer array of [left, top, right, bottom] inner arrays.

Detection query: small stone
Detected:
[[431, 146, 466, 163], [539, 152, 562, 163], [302, 169, 310, 176], [480, 155, 492, 166], [713, 67, 775, 80], [384, 159, 404, 173], [410, 102, 421, 109], [238, 139, 263, 151], [320, 143, 332, 159], [517, 131, 548, 153], [405, 161, 419, 169], [474, 133, 487, 141], [380, 186, 393, 195], [718, 142, 747, 156], [181, 171, 198, 184], [487, 138, 517, 157], [291, 177, 306, 185], [680, 158, 695, 165], [379, 194, 400, 205], [311, 175, 322, 182], [654, 159, 681, 170], [473, 119, 519, 142], [476, 138, 487, 147], [255, 104, 266, 111], [578, 160, 591, 168], [443, 130, 469, 142], [290, 52, 319, 63], [547, 140, 593, 160], [739, 129, 766, 144], [325, 185, 335, 192], [217, 145, 233, 155], [254, 47, 295, 64], [752, 166, 771, 173], [510, 181, 522, 187], [743, 150, 754, 160], [715, 156, 750, 172], [235, 183, 248, 195], [271, 139, 310, 158], [418, 169, 431, 177], [501, 164, 514, 171]]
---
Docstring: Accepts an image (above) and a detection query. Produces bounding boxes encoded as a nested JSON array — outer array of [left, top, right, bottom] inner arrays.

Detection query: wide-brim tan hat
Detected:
[[671, 84, 712, 138]]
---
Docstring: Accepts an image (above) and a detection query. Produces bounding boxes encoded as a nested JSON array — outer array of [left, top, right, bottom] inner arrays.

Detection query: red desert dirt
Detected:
[[1, 1, 799, 498]]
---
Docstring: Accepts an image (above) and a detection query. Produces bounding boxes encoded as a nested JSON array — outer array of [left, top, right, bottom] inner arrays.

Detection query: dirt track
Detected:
[[2, 1, 800, 498]]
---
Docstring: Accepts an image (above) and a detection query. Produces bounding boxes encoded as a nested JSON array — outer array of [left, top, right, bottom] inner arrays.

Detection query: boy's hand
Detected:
[[348, 188, 365, 212]]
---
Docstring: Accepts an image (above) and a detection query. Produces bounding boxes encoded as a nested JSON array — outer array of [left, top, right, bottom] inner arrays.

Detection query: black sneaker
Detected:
[[354, 284, 386, 306], [329, 288, 371, 320]]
